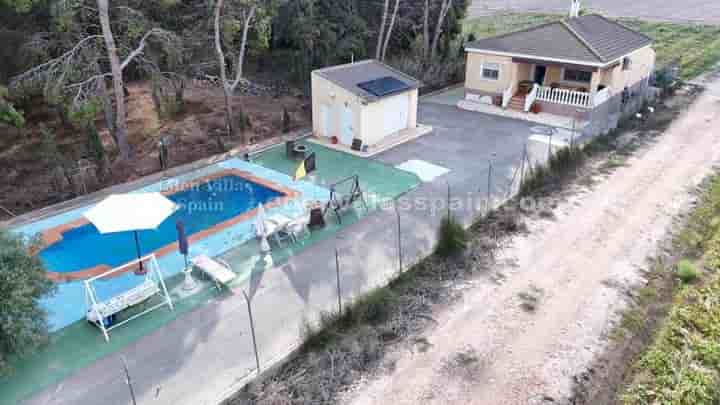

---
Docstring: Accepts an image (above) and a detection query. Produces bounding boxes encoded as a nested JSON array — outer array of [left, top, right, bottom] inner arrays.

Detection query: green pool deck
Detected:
[[250, 140, 420, 203], [0, 141, 420, 405]]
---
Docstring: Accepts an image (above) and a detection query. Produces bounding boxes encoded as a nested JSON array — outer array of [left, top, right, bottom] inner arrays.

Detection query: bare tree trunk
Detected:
[[94, 61, 116, 146], [98, 0, 131, 159], [214, 0, 234, 139], [376, 0, 390, 60], [423, 0, 430, 61], [215, 0, 255, 144], [381, 0, 401, 61], [231, 6, 256, 90], [430, 0, 452, 62]]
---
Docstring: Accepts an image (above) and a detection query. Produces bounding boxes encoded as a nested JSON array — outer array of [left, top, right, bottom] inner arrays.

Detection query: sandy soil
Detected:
[[341, 81, 720, 405]]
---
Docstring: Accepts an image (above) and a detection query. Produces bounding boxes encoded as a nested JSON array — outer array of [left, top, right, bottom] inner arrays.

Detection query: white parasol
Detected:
[[255, 203, 271, 253]]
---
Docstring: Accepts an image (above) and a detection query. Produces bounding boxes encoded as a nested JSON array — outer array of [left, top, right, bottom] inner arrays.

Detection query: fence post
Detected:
[[121, 356, 138, 405], [242, 290, 261, 374], [519, 143, 527, 192], [395, 200, 403, 274], [487, 153, 496, 213], [335, 247, 342, 314], [547, 129, 554, 163]]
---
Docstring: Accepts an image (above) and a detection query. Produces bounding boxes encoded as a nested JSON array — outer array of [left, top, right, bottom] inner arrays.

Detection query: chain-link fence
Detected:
[[23, 135, 554, 405]]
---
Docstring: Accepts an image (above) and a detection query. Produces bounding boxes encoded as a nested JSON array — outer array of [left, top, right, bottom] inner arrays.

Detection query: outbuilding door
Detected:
[[382, 93, 409, 137], [319, 104, 330, 137], [340, 105, 354, 145]]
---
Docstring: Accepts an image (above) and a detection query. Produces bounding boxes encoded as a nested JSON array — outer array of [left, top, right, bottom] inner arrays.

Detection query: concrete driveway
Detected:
[[469, 0, 720, 24], [377, 102, 534, 212], [23, 99, 536, 405]]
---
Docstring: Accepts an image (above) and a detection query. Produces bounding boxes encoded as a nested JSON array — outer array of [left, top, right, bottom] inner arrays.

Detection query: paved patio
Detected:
[[423, 86, 588, 131], [17, 101, 535, 405]]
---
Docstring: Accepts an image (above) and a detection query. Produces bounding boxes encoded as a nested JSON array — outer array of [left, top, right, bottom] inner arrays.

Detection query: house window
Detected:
[[622, 57, 632, 71], [481, 63, 500, 80], [563, 68, 593, 83]]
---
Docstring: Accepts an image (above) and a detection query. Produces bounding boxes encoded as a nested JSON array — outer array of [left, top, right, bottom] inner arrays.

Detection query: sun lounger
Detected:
[[191, 254, 237, 292]]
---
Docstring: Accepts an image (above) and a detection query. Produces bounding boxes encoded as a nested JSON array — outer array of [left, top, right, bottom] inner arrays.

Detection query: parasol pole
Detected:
[[133, 230, 145, 273]]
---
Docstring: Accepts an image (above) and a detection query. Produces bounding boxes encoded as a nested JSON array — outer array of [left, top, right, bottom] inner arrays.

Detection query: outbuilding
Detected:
[[311, 60, 420, 152]]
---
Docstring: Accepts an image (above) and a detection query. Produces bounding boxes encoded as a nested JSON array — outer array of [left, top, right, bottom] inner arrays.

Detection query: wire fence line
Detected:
[[50, 139, 541, 405]]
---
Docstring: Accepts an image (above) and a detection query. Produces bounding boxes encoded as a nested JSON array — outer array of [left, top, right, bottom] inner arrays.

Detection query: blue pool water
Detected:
[[40, 175, 283, 274]]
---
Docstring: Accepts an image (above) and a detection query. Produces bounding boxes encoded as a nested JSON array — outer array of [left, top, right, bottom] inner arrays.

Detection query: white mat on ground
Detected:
[[395, 160, 450, 183]]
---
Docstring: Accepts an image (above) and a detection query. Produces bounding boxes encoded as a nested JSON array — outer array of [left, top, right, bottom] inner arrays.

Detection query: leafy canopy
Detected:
[[0, 230, 56, 375], [1, 0, 40, 13]]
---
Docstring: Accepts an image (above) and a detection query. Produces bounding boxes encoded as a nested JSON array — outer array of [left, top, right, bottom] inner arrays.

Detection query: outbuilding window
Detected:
[[481, 63, 500, 80], [562, 68, 593, 83]]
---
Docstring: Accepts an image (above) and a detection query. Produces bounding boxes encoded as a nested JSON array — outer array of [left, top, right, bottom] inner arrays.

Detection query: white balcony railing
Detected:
[[524, 84, 539, 112], [536, 86, 592, 108]]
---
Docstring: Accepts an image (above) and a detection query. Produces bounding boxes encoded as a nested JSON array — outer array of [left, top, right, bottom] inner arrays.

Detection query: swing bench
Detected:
[[324, 174, 368, 224]]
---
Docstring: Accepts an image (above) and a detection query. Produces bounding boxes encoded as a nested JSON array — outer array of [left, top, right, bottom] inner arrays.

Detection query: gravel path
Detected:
[[469, 0, 720, 24], [342, 80, 720, 405]]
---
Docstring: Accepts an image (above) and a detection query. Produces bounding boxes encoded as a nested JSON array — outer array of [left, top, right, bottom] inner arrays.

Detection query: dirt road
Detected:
[[342, 81, 720, 404], [469, 0, 720, 24]]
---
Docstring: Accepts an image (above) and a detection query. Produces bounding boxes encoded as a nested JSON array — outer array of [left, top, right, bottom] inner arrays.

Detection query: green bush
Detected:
[[520, 145, 587, 196], [0, 102, 25, 128], [0, 230, 56, 375], [300, 287, 398, 351], [85, 124, 105, 162], [434, 213, 468, 257], [677, 260, 700, 283]]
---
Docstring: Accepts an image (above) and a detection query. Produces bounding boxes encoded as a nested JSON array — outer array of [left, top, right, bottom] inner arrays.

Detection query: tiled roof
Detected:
[[465, 14, 652, 65]]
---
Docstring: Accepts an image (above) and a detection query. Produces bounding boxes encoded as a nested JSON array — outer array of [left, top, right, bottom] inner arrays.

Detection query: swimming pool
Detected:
[[11, 159, 329, 331], [39, 170, 294, 280]]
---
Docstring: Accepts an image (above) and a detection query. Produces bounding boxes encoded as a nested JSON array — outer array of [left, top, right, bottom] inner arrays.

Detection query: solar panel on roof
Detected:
[[357, 76, 410, 97]]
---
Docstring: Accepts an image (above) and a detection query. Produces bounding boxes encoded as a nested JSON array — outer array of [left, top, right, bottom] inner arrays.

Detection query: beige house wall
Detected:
[[312, 72, 418, 147], [311, 73, 364, 141], [517, 63, 532, 84], [360, 89, 417, 146], [609, 46, 656, 90], [465, 52, 516, 95], [466, 47, 654, 96]]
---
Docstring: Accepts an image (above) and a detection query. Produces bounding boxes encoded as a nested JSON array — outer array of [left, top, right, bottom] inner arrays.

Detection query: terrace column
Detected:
[[589, 70, 602, 96]]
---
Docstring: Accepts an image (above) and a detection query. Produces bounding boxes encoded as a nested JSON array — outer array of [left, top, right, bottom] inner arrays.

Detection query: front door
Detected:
[[533, 65, 547, 86], [319, 104, 330, 137]]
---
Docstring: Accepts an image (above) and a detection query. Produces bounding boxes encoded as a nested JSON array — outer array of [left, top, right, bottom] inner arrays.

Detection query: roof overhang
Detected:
[[465, 44, 653, 70], [510, 57, 599, 72], [465, 47, 604, 67]]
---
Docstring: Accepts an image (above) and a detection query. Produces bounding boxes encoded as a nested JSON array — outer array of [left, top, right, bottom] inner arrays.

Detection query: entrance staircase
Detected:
[[507, 93, 526, 111]]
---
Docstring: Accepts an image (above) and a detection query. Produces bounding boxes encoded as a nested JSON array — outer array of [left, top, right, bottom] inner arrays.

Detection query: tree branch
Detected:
[[230, 5, 256, 91], [10, 35, 103, 88], [120, 28, 166, 71]]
